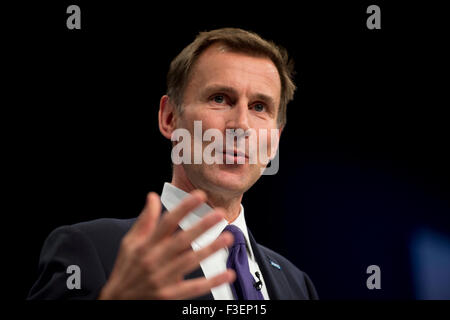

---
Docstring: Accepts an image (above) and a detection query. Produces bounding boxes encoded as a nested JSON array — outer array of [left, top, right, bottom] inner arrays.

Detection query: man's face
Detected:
[[174, 43, 282, 196]]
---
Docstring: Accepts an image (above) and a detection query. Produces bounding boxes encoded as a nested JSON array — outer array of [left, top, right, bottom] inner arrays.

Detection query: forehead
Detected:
[[186, 43, 281, 102]]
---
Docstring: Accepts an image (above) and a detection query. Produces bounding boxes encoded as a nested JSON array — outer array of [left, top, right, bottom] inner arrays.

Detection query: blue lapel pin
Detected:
[[270, 260, 281, 270]]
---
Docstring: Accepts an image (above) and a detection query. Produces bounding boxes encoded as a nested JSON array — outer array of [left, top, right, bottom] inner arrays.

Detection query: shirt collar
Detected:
[[160, 182, 254, 259]]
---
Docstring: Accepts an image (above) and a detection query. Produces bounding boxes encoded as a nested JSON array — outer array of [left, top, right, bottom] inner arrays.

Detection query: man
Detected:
[[28, 28, 318, 300]]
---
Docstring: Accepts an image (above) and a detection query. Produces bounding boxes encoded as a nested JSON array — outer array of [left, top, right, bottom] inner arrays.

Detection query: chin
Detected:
[[208, 165, 260, 193], [186, 163, 261, 195]]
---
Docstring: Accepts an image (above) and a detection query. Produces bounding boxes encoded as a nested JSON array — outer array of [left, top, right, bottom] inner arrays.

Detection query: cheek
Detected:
[[184, 108, 225, 131], [200, 113, 225, 131], [255, 127, 280, 162]]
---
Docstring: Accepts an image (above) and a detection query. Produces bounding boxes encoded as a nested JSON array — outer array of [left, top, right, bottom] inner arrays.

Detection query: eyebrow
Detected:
[[201, 84, 276, 108]]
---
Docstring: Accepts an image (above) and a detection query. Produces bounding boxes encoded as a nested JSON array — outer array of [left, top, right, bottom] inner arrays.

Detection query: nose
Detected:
[[225, 101, 250, 132]]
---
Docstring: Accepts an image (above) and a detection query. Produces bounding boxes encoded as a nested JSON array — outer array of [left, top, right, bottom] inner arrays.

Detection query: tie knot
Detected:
[[223, 224, 246, 246]]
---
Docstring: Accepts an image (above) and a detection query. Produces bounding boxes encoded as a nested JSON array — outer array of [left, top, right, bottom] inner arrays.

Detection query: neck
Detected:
[[171, 165, 243, 222]]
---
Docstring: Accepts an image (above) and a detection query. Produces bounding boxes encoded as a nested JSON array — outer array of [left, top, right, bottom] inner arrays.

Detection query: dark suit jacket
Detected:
[[28, 217, 318, 300]]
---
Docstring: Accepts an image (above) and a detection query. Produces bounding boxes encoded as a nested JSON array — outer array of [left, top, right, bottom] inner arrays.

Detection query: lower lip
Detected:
[[223, 153, 247, 164]]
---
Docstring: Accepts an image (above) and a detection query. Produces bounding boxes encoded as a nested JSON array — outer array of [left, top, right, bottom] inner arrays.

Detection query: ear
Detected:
[[158, 95, 177, 140]]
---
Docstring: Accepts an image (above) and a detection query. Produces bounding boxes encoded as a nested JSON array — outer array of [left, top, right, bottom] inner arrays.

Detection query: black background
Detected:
[[6, 1, 449, 300]]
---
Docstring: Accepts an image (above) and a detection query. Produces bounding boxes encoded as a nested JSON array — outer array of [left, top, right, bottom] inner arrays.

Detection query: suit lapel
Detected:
[[247, 229, 292, 300]]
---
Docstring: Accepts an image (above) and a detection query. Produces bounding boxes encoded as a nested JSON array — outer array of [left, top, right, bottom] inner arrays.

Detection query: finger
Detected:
[[149, 189, 207, 244], [128, 192, 161, 240], [158, 269, 236, 300], [157, 208, 226, 261], [156, 231, 234, 284]]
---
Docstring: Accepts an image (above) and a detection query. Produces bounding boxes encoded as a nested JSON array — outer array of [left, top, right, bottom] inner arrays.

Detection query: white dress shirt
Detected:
[[160, 182, 270, 300]]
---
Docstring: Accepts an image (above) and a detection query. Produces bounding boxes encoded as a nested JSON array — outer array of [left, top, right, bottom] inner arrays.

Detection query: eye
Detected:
[[213, 95, 226, 104], [253, 103, 265, 112]]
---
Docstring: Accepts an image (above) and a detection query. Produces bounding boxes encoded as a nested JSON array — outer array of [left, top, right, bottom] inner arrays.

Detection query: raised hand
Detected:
[[98, 190, 235, 299]]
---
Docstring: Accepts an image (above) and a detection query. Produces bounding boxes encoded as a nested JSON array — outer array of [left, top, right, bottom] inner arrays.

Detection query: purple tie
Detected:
[[224, 224, 264, 300]]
